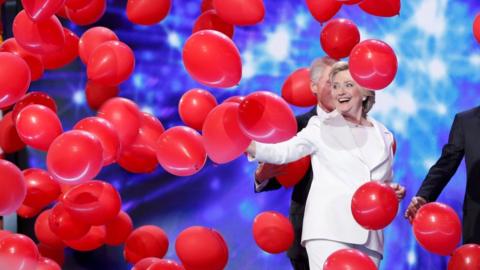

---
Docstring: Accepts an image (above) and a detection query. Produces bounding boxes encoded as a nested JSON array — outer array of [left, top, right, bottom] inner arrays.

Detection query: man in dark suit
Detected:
[[254, 57, 336, 270], [405, 107, 480, 244]]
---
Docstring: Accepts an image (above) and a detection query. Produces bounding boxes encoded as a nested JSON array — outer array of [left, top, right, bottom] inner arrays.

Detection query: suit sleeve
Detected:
[[416, 114, 465, 202]]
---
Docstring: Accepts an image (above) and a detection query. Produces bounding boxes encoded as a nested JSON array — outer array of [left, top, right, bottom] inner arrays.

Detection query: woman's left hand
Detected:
[[389, 183, 406, 201]]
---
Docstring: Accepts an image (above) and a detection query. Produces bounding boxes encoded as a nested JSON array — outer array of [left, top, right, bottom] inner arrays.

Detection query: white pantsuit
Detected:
[[251, 110, 395, 269]]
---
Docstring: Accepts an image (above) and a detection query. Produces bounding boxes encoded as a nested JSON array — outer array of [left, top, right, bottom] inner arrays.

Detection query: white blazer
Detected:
[[253, 110, 394, 250]]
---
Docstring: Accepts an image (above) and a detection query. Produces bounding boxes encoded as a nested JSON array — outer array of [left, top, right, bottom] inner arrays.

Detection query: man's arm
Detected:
[[254, 163, 283, 193]]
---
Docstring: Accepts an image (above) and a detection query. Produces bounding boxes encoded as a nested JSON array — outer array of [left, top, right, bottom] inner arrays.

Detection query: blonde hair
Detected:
[[309, 56, 336, 82], [329, 61, 375, 117]]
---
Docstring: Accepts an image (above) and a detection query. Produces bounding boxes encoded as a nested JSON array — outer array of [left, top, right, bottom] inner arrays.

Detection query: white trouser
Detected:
[[305, 239, 382, 270]]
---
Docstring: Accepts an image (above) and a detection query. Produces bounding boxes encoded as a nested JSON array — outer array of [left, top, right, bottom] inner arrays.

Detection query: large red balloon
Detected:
[[85, 81, 120, 110], [359, 0, 400, 17], [17, 204, 42, 218], [87, 41, 135, 86], [0, 112, 26, 153], [148, 260, 185, 270], [15, 104, 63, 151], [79, 27, 119, 64], [48, 202, 91, 240], [222, 95, 245, 104], [12, 91, 58, 123], [22, 168, 61, 209], [132, 257, 162, 270], [104, 211, 133, 246], [178, 88, 218, 131], [47, 130, 103, 184], [156, 126, 207, 176], [41, 27, 79, 70], [306, 0, 342, 23], [37, 243, 64, 267], [0, 160, 26, 215], [126, 0, 171, 25], [64, 226, 105, 251], [0, 234, 40, 270], [61, 180, 121, 226], [36, 256, 61, 270], [65, 0, 90, 9], [136, 112, 165, 150], [276, 156, 311, 188], [193, 10, 235, 39], [213, 0, 265, 26], [201, 0, 214, 12], [124, 225, 169, 264], [73, 117, 120, 166], [97, 97, 141, 147], [0, 38, 44, 81], [0, 231, 12, 240], [281, 68, 317, 107], [336, 0, 363, 4], [35, 210, 65, 249], [413, 202, 462, 256], [0, 52, 31, 108], [349, 39, 397, 90], [13, 11, 65, 54], [175, 226, 228, 270], [448, 244, 480, 270], [182, 30, 242, 88], [323, 248, 377, 270], [65, 0, 106, 25], [321, 18, 360, 60], [351, 181, 398, 230], [22, 0, 65, 22], [202, 102, 251, 164], [238, 91, 297, 143], [474, 14, 480, 44], [252, 211, 294, 254]]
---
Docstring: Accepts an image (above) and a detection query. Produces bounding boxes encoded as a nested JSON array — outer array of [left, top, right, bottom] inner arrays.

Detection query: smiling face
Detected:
[[331, 69, 365, 118]]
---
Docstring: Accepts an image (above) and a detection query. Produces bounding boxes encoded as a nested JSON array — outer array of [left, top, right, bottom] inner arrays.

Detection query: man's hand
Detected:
[[389, 183, 406, 201], [404, 196, 428, 223], [255, 162, 288, 183]]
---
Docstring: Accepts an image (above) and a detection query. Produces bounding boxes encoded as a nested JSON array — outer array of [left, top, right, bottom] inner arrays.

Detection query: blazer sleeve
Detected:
[[416, 114, 465, 202]]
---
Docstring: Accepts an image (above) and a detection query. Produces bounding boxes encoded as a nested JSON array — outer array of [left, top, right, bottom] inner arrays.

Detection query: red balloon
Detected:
[[148, 260, 185, 270], [200, 0, 214, 12], [175, 226, 228, 270], [48, 202, 91, 240], [213, 0, 265, 26], [323, 248, 377, 270], [306, 0, 342, 23], [22, 168, 61, 209], [22, 0, 65, 22], [349, 39, 397, 90], [79, 27, 119, 64], [413, 202, 462, 256], [85, 81, 120, 110], [124, 225, 169, 264], [105, 211, 133, 246], [0, 38, 44, 81], [0, 160, 26, 215], [0, 112, 26, 153], [65, 0, 106, 25], [47, 130, 103, 184], [13, 11, 65, 54], [193, 10, 235, 39], [252, 211, 294, 254], [17, 204, 42, 218], [36, 256, 61, 270], [448, 244, 480, 270], [321, 18, 360, 60], [0, 230, 12, 240], [222, 95, 245, 104], [359, 0, 400, 17], [156, 126, 207, 176], [12, 91, 58, 123], [351, 181, 398, 230], [15, 104, 63, 151], [97, 97, 141, 147], [202, 102, 251, 164], [281, 68, 317, 107], [182, 30, 242, 88], [132, 257, 162, 270], [87, 41, 135, 86], [178, 88, 218, 131], [238, 91, 297, 143], [64, 225, 105, 251], [0, 234, 40, 270], [276, 156, 311, 188], [73, 117, 121, 166], [474, 14, 480, 44], [37, 243, 64, 267], [336, 0, 363, 4], [61, 180, 121, 226], [136, 112, 165, 150], [0, 52, 31, 108], [65, 0, 90, 9], [41, 27, 79, 70], [126, 0, 171, 26], [35, 210, 65, 248]]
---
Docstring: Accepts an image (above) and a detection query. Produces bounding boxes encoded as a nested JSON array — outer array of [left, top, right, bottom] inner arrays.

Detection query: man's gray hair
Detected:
[[309, 56, 336, 82]]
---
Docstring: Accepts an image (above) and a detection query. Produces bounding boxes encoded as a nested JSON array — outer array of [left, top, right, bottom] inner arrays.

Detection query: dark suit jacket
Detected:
[[255, 107, 317, 260], [417, 106, 480, 244]]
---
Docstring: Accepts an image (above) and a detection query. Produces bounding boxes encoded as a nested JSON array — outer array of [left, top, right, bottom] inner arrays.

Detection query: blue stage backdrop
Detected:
[[26, 0, 480, 269]]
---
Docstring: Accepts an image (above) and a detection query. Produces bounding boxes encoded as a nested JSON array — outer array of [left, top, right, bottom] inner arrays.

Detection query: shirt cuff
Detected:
[[254, 178, 270, 192]]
